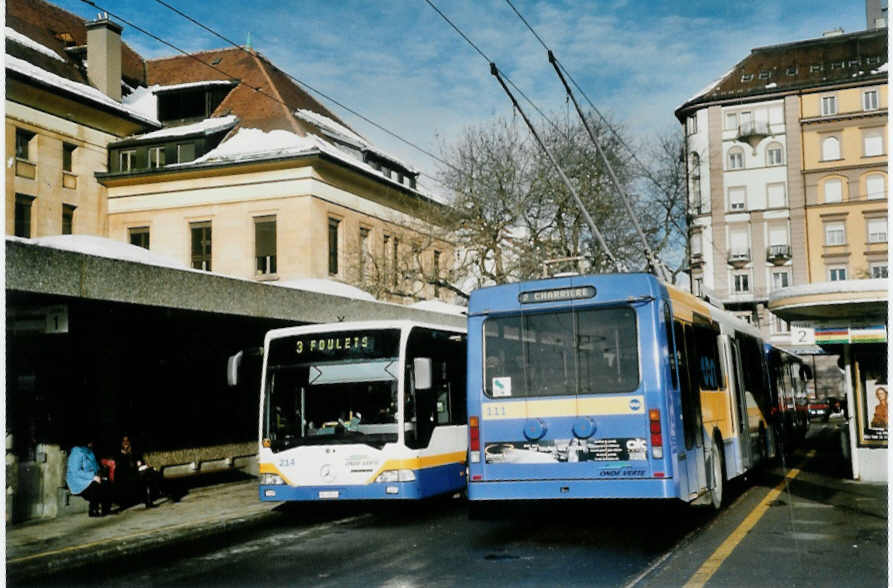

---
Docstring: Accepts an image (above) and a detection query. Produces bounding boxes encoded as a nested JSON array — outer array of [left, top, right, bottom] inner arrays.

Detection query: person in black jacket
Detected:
[[115, 434, 160, 508]]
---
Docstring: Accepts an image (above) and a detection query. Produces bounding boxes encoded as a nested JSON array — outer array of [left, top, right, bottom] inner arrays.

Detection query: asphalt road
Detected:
[[43, 490, 733, 587], [38, 419, 876, 588]]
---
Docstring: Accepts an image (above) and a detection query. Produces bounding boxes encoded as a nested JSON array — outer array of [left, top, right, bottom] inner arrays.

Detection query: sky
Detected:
[[52, 0, 870, 180]]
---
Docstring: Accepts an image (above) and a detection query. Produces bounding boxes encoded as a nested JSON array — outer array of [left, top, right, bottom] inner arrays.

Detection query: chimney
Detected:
[[86, 14, 122, 101]]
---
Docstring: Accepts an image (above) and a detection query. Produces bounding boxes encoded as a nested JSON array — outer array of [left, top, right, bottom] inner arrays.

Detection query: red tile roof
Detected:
[[676, 28, 887, 119], [7, 0, 146, 86]]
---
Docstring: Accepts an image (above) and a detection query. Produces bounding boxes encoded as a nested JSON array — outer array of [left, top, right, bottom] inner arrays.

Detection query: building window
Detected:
[[823, 178, 842, 203], [694, 278, 704, 297], [866, 173, 886, 200], [149, 147, 166, 169], [728, 187, 746, 211], [732, 273, 750, 293], [383, 234, 391, 282], [725, 112, 738, 130], [686, 115, 697, 135], [62, 204, 75, 235], [328, 217, 340, 275], [821, 95, 837, 116], [120, 150, 135, 172], [771, 270, 790, 290], [821, 136, 840, 160], [15, 129, 34, 160], [14, 194, 34, 238], [767, 183, 786, 208], [62, 143, 76, 172], [863, 89, 879, 111], [867, 217, 887, 243], [129, 226, 150, 249], [190, 221, 212, 271], [824, 221, 846, 245], [359, 227, 370, 281], [392, 237, 400, 287], [770, 314, 790, 334], [766, 143, 784, 166], [433, 250, 441, 296], [863, 129, 884, 157], [828, 266, 847, 281], [691, 232, 703, 256], [727, 147, 744, 170], [870, 263, 888, 279], [253, 216, 277, 275], [690, 153, 702, 211], [177, 143, 196, 164]]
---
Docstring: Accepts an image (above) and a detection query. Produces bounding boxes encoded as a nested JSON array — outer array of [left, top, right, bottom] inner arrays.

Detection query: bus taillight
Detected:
[[649, 409, 663, 459], [469, 416, 481, 462]]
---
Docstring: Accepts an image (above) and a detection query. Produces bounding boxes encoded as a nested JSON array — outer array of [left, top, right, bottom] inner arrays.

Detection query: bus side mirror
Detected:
[[227, 351, 244, 387], [413, 357, 432, 391]]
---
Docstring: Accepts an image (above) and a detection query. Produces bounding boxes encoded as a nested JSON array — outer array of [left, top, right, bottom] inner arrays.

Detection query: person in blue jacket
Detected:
[[66, 438, 111, 517]]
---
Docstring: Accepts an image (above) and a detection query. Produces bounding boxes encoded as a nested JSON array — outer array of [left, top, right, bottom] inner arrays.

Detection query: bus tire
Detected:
[[709, 435, 725, 510]]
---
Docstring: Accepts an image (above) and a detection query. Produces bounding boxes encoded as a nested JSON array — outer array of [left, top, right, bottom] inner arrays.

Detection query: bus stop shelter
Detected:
[[769, 279, 888, 482]]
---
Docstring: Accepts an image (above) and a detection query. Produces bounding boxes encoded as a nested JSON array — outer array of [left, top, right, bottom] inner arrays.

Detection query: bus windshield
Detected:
[[483, 306, 639, 398], [264, 329, 402, 451]]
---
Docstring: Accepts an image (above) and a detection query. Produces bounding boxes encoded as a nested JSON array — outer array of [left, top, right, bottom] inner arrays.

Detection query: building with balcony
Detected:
[[676, 23, 887, 350]]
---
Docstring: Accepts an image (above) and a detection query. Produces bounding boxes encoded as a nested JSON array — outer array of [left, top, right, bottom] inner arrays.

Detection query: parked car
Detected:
[[808, 399, 831, 422]]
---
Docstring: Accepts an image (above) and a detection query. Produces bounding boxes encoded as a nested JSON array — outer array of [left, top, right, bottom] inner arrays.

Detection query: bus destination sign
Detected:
[[518, 286, 596, 304]]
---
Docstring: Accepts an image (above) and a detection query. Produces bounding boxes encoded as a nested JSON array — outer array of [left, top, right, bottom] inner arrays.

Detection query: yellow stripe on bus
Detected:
[[667, 285, 712, 323], [366, 451, 467, 484], [481, 396, 645, 420]]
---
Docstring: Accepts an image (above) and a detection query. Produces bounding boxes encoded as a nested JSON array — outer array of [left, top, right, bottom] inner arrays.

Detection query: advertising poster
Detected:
[[860, 379, 888, 446]]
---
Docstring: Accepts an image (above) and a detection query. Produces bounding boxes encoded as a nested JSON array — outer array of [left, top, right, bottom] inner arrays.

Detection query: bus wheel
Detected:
[[710, 438, 725, 510]]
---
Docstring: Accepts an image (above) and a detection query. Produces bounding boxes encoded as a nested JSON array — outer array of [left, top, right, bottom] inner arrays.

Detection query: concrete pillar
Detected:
[[843, 344, 860, 479]]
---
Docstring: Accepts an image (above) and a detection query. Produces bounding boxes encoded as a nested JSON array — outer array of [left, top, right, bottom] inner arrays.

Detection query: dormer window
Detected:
[[758, 71, 771, 80], [741, 73, 754, 82], [809, 64, 823, 73], [786, 66, 798, 76], [156, 82, 235, 123]]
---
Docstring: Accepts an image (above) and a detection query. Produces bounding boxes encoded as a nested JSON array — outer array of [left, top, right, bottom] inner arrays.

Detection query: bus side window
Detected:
[[664, 303, 678, 389], [674, 321, 701, 450], [693, 325, 722, 390]]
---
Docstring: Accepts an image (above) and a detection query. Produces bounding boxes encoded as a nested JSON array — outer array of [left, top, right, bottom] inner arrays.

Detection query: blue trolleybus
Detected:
[[258, 320, 467, 501], [466, 273, 776, 509]]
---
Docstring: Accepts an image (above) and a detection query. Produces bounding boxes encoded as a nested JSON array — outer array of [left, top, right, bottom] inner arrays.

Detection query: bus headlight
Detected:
[[375, 469, 416, 483], [261, 474, 283, 485]]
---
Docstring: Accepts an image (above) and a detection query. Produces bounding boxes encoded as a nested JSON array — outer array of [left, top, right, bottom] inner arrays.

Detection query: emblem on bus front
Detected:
[[629, 398, 642, 412], [320, 464, 334, 481]]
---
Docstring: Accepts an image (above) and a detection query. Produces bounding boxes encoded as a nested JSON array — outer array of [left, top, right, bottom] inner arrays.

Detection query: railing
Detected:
[[727, 248, 751, 268], [737, 120, 771, 139], [766, 244, 792, 264]]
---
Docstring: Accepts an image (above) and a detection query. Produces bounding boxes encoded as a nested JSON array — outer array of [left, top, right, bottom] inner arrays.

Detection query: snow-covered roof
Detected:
[[123, 84, 159, 120], [153, 80, 236, 93], [9, 235, 186, 269], [6, 54, 160, 126], [127, 115, 238, 142], [678, 67, 735, 110], [273, 278, 376, 301], [295, 109, 418, 174], [6, 26, 64, 62], [407, 300, 467, 316]]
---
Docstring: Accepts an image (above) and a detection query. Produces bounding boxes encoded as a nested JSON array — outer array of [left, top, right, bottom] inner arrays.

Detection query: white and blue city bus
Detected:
[[466, 273, 776, 510], [258, 320, 467, 501]]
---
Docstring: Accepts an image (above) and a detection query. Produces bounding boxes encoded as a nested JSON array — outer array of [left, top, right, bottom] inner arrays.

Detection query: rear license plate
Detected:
[[318, 490, 339, 499]]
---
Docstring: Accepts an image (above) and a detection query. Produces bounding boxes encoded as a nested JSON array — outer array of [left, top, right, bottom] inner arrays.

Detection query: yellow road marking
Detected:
[[683, 450, 815, 587]]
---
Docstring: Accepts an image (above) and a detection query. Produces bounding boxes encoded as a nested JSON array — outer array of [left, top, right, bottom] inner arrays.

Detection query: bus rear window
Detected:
[[483, 307, 639, 398]]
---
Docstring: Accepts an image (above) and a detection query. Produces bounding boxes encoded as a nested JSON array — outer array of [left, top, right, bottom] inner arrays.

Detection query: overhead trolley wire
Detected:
[[423, 0, 620, 269]]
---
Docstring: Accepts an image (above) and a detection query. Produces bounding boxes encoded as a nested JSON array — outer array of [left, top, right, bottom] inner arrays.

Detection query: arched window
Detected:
[[821, 136, 841, 160], [727, 146, 744, 170], [766, 142, 784, 166], [866, 173, 886, 200]]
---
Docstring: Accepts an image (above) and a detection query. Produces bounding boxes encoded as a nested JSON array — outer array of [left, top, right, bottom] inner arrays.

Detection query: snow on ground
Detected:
[[6, 27, 64, 61], [11, 235, 186, 269], [6, 55, 160, 126], [273, 278, 376, 301], [407, 299, 467, 315], [129, 115, 238, 141]]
